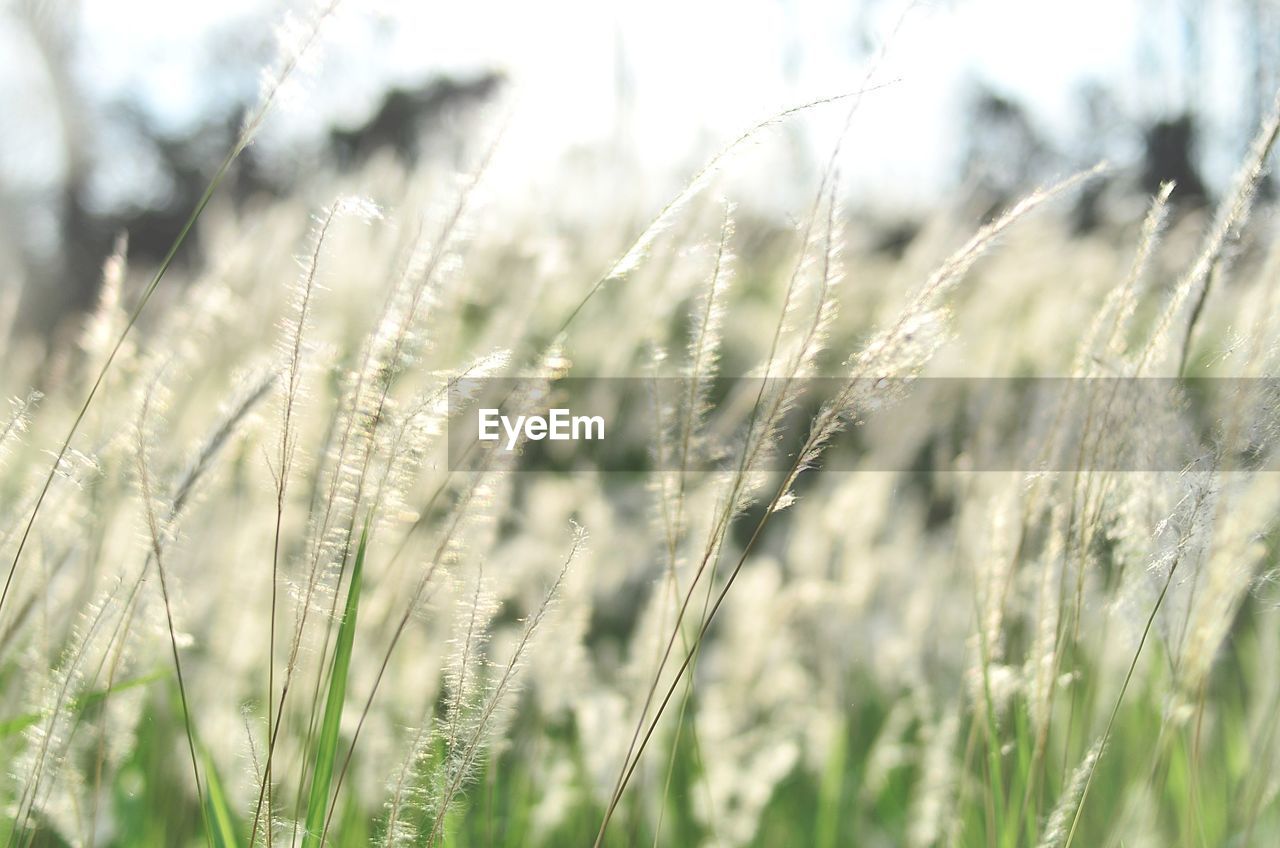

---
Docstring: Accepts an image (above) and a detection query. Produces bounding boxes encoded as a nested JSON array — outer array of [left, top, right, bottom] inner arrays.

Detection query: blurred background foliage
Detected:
[[2, 0, 1280, 340]]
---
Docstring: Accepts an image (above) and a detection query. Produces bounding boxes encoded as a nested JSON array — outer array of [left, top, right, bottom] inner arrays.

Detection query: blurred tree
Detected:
[[959, 83, 1052, 219], [327, 73, 504, 169], [2, 2, 503, 341], [1140, 114, 1207, 205]]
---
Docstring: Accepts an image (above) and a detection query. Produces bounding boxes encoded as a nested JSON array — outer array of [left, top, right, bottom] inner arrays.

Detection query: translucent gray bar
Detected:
[[446, 377, 1280, 472]]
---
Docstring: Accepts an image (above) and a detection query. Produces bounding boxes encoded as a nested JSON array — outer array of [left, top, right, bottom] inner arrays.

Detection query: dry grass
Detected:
[[2, 5, 1280, 847]]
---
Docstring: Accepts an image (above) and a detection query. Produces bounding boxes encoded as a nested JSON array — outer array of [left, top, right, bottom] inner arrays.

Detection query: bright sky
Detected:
[[1, 0, 1268, 213]]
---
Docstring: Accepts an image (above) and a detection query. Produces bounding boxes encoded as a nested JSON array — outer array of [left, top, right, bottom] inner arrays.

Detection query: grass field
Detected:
[[4, 5, 1280, 846]]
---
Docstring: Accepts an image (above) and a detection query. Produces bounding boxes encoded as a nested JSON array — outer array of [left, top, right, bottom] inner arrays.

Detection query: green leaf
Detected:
[[302, 519, 369, 848]]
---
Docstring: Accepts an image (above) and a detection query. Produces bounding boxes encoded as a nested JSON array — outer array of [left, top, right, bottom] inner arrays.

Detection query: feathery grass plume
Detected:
[[367, 347, 513, 541], [78, 235, 130, 374], [133, 377, 210, 844], [781, 166, 1105, 511], [45, 364, 271, 844], [387, 563, 501, 846], [425, 523, 586, 845], [301, 518, 370, 848], [907, 704, 961, 848], [651, 203, 735, 655], [1038, 736, 1104, 848], [864, 165, 1107, 377], [284, 159, 489, 736], [1050, 377, 1200, 666], [787, 176, 845, 377], [242, 0, 347, 154], [710, 167, 848, 528], [362, 349, 515, 595], [1236, 225, 1280, 369], [1137, 91, 1280, 376], [439, 562, 499, 786], [171, 370, 276, 520], [1087, 182, 1175, 371], [9, 581, 127, 847], [707, 171, 845, 522], [258, 196, 364, 844], [1026, 504, 1066, 739], [576, 0, 918, 325], [637, 208, 829, 799], [976, 493, 1017, 671], [377, 561, 498, 848], [0, 393, 40, 471], [1142, 467, 1219, 643], [675, 203, 734, 485], [380, 703, 437, 848], [609, 166, 1103, 843], [386, 341, 564, 636], [1159, 329, 1280, 695], [558, 81, 894, 341], [1176, 473, 1280, 699], [602, 88, 884, 284], [648, 205, 742, 844], [603, 469, 736, 845], [308, 351, 566, 842], [92, 366, 269, 628], [631, 184, 840, 766], [1100, 183, 1172, 361], [625, 164, 1086, 841], [0, 0, 346, 633], [767, 178, 845, 515], [1062, 471, 1218, 845], [276, 199, 367, 498], [348, 129, 498, 423], [648, 344, 678, 561], [252, 200, 442, 847], [0, 446, 101, 659], [82, 593, 148, 846]]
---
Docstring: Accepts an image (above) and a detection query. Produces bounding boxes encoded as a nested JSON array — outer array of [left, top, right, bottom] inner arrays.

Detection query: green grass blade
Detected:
[[301, 519, 369, 848], [201, 745, 242, 848], [815, 714, 847, 848]]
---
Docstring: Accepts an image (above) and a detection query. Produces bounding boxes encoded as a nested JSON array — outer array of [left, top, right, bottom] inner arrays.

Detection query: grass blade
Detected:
[[202, 745, 243, 848], [301, 518, 369, 848]]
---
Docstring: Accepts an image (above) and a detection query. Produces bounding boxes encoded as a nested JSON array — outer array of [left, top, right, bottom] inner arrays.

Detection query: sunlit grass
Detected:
[[2, 4, 1280, 846]]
